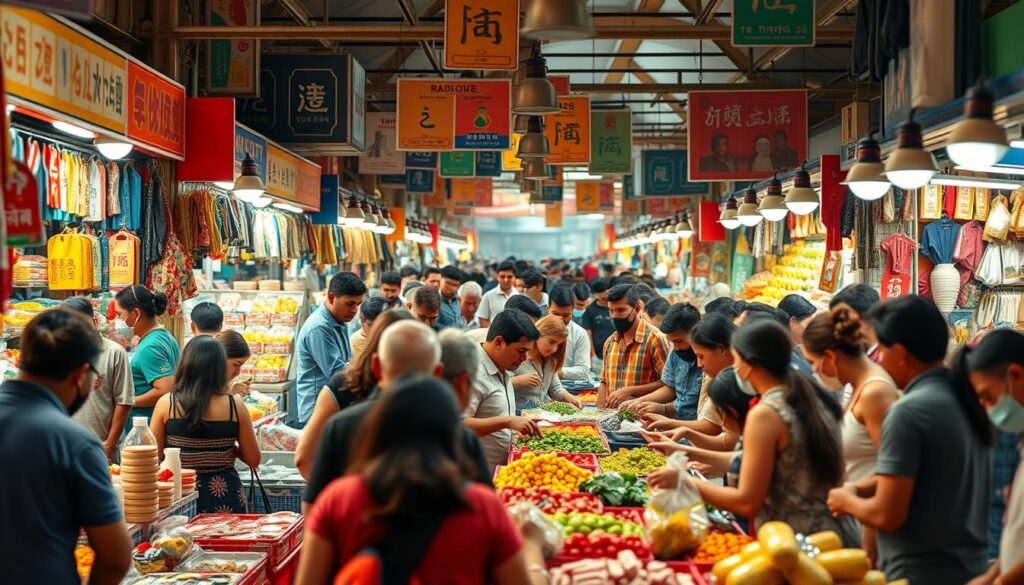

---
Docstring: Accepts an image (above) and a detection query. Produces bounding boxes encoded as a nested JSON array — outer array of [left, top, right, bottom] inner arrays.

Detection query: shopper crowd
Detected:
[[3, 258, 1024, 585]]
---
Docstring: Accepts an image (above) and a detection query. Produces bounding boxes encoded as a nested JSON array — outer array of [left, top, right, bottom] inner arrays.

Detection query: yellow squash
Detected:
[[757, 521, 799, 570], [817, 549, 871, 582], [836, 570, 887, 585], [806, 530, 843, 553], [725, 555, 785, 585], [783, 552, 834, 585], [712, 554, 748, 584]]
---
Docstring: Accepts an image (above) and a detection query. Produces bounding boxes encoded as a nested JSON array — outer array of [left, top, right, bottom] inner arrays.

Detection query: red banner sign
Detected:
[[127, 61, 186, 159], [687, 89, 807, 182], [4, 160, 42, 247]]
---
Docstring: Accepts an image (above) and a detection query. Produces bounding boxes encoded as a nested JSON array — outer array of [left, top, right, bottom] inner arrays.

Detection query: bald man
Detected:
[[302, 322, 490, 510]]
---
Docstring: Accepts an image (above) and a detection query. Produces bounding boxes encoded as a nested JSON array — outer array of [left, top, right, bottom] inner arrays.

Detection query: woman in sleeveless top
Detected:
[[650, 319, 860, 546], [152, 336, 260, 513]]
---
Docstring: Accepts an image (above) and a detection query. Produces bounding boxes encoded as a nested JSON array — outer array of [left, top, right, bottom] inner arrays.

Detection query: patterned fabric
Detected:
[[600, 318, 669, 392]]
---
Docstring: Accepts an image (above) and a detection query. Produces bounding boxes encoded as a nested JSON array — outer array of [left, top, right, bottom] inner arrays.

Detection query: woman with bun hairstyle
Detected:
[[115, 285, 178, 420]]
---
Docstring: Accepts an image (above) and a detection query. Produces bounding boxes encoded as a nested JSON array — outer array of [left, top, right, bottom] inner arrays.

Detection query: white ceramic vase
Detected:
[[931, 263, 959, 313]]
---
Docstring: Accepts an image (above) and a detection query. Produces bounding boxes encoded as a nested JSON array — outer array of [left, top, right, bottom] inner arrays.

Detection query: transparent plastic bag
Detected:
[[644, 452, 709, 559], [133, 524, 198, 573], [258, 415, 302, 452], [506, 501, 565, 559]]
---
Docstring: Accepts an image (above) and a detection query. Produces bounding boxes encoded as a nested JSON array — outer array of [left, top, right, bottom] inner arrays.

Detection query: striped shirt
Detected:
[[600, 318, 669, 391]]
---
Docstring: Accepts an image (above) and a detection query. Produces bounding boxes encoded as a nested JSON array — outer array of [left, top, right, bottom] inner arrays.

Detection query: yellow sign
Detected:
[[397, 79, 456, 150], [266, 144, 322, 210], [545, 96, 591, 164], [1, 6, 127, 133], [576, 181, 601, 213], [502, 132, 523, 171], [450, 178, 476, 205], [444, 0, 519, 70], [545, 203, 562, 227], [623, 199, 643, 215]]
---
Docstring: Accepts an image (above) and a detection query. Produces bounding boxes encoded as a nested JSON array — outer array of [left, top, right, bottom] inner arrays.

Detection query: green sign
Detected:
[[730, 254, 755, 297], [732, 0, 815, 47], [589, 110, 632, 175], [439, 151, 476, 178]]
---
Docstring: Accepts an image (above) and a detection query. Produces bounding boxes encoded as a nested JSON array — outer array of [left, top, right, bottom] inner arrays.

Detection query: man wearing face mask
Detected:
[[599, 285, 670, 409], [547, 285, 592, 381], [0, 309, 132, 585]]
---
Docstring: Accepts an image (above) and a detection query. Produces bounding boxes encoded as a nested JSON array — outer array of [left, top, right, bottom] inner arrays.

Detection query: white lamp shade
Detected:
[[94, 136, 133, 160], [945, 116, 1009, 167], [720, 217, 742, 230], [758, 195, 788, 221]]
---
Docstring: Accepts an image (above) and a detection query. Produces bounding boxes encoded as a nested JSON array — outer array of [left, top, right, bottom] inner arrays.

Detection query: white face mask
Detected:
[[114, 318, 133, 342]]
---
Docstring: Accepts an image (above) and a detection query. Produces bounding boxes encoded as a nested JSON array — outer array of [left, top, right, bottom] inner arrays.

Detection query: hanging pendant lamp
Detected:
[[884, 110, 938, 190], [523, 158, 550, 181], [759, 173, 789, 221], [946, 81, 1009, 169], [842, 134, 891, 200], [736, 186, 763, 227], [719, 197, 741, 230], [521, 0, 595, 40], [512, 49, 559, 115], [233, 154, 265, 203], [675, 211, 694, 239], [516, 116, 550, 159], [514, 114, 531, 135], [785, 163, 820, 215]]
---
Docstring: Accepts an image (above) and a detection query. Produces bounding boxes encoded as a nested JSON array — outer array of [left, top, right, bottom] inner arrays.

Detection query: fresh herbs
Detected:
[[579, 472, 650, 507]]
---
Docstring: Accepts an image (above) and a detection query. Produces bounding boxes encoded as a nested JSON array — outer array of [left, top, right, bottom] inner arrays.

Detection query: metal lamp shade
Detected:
[[513, 114, 531, 135], [883, 115, 938, 190], [758, 195, 788, 221], [523, 158, 550, 181], [521, 0, 595, 40], [517, 128, 551, 159], [513, 77, 559, 115], [946, 84, 1009, 168]]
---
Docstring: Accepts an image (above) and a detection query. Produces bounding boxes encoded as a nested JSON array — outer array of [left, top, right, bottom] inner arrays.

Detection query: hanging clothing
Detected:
[[880, 232, 917, 275], [920, 217, 961, 265], [852, 198, 880, 271]]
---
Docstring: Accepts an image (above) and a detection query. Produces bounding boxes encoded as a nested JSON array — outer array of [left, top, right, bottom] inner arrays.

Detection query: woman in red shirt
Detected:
[[296, 375, 535, 585]]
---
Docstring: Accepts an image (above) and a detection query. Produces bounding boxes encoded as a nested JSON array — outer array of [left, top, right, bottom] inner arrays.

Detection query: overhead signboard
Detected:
[[127, 61, 186, 159], [545, 203, 562, 228], [575, 181, 602, 213], [502, 132, 523, 171], [623, 199, 643, 215], [206, 0, 259, 96], [359, 112, 405, 175], [444, 0, 519, 70], [542, 167, 563, 203], [396, 78, 511, 151], [474, 178, 494, 207], [589, 110, 632, 175], [687, 89, 807, 182], [599, 182, 615, 212], [545, 96, 591, 165], [732, 0, 815, 47], [406, 151, 438, 169], [265, 143, 321, 211], [440, 151, 475, 177], [423, 186, 446, 207], [406, 169, 436, 193], [475, 151, 502, 176], [641, 150, 710, 196]]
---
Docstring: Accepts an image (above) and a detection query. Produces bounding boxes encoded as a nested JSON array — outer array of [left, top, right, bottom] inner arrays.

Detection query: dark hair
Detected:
[[742, 302, 776, 318], [116, 285, 169, 318], [710, 132, 728, 148], [690, 313, 736, 350], [590, 277, 611, 294], [413, 286, 442, 312], [660, 303, 700, 334], [360, 297, 389, 322], [549, 285, 575, 309], [424, 266, 442, 279], [468, 270, 487, 287], [328, 272, 368, 298], [573, 282, 592, 301], [173, 335, 229, 432], [611, 274, 638, 286], [190, 302, 224, 333], [703, 297, 736, 318], [61, 296, 95, 319], [829, 284, 880, 316], [607, 284, 639, 306], [348, 375, 470, 521], [347, 309, 415, 399], [707, 367, 752, 429], [215, 330, 251, 360], [399, 265, 421, 279], [733, 318, 844, 486], [634, 283, 659, 305], [601, 263, 615, 273], [776, 294, 816, 327], [645, 298, 671, 320], [21, 309, 102, 380], [520, 268, 544, 289], [504, 295, 543, 319], [380, 271, 402, 287], [440, 266, 463, 283], [639, 275, 658, 290], [403, 281, 424, 296], [496, 261, 517, 276], [866, 296, 948, 363], [487, 309, 541, 343], [514, 260, 531, 274], [950, 329, 1024, 447], [802, 308, 866, 358]]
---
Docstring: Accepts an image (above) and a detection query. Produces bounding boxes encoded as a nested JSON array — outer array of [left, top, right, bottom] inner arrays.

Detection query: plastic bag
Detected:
[[133, 523, 197, 573], [645, 452, 709, 559], [984, 195, 1011, 244], [258, 415, 302, 451], [506, 501, 565, 558]]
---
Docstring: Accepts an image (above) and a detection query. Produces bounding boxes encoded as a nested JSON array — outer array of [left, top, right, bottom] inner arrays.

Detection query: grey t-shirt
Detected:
[[875, 369, 991, 584], [73, 338, 134, 442]]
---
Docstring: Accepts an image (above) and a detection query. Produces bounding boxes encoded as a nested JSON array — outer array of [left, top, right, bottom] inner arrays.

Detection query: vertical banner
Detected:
[[405, 151, 439, 169], [310, 175, 340, 225], [206, 0, 259, 95], [732, 0, 814, 47], [731, 253, 755, 296], [691, 241, 713, 277], [598, 182, 616, 212], [359, 112, 405, 174], [545, 203, 563, 227], [440, 151, 476, 177], [710, 241, 731, 284], [698, 200, 726, 242], [474, 178, 494, 207], [397, 78, 511, 150], [476, 151, 502, 176], [641, 150, 710, 196], [545, 96, 591, 164], [687, 90, 808, 181], [406, 169, 436, 193], [589, 110, 632, 174], [444, 0, 519, 70], [576, 181, 601, 213], [502, 133, 523, 171]]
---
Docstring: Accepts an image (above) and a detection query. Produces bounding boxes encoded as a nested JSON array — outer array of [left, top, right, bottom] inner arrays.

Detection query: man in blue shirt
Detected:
[[0, 309, 132, 584], [437, 265, 465, 328], [626, 303, 703, 420], [295, 272, 367, 425]]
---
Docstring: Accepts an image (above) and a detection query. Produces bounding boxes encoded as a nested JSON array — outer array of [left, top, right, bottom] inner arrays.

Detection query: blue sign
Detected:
[[641, 150, 710, 197], [475, 151, 502, 177], [234, 124, 267, 184], [405, 151, 438, 169], [623, 174, 637, 200], [380, 174, 406, 186], [541, 186, 564, 203], [310, 175, 340, 225], [406, 169, 436, 193]]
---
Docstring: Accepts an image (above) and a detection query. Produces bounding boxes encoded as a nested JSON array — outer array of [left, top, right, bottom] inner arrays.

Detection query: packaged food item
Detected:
[[645, 452, 709, 559], [257, 416, 301, 451]]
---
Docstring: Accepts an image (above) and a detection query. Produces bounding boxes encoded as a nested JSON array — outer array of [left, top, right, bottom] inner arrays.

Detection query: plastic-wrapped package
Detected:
[[133, 522, 197, 573], [506, 501, 565, 559], [257, 416, 302, 451], [645, 452, 709, 559]]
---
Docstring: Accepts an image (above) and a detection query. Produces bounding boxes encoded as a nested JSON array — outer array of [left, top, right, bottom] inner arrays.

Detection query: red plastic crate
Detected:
[[187, 514, 303, 568], [603, 506, 646, 527], [269, 544, 301, 585]]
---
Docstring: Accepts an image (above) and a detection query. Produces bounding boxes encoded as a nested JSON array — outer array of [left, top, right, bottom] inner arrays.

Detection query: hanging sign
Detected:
[[475, 151, 502, 177], [423, 187, 446, 207], [576, 181, 602, 213], [881, 270, 911, 299], [545, 96, 591, 164], [405, 151, 438, 169], [590, 110, 632, 175], [474, 178, 493, 207], [731, 253, 755, 296], [623, 174, 639, 200], [691, 241, 713, 278], [450, 178, 488, 213], [711, 241, 731, 283], [820, 251, 845, 294], [236, 54, 365, 155], [179, 98, 235, 183], [698, 200, 726, 242], [406, 169, 436, 193], [623, 199, 643, 215], [234, 124, 268, 183], [545, 203, 563, 228], [642, 149, 710, 196], [396, 78, 511, 150], [380, 174, 406, 187], [502, 132, 523, 171], [206, 0, 259, 96], [265, 143, 321, 211], [549, 75, 571, 96], [599, 182, 616, 212], [126, 61, 186, 159], [542, 168, 563, 203], [444, 0, 519, 70], [646, 198, 670, 216], [440, 151, 476, 177], [310, 175, 340, 225], [4, 160, 42, 247], [687, 89, 808, 182], [732, 0, 815, 47], [359, 112, 405, 174]]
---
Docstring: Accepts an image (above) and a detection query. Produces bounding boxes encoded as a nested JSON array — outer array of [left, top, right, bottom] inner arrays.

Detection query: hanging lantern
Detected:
[[884, 110, 938, 190], [759, 173, 789, 221], [785, 163, 820, 215], [842, 135, 891, 201]]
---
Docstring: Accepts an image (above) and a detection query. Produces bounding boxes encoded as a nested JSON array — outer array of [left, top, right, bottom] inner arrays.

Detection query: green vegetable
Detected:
[[540, 402, 579, 416], [617, 408, 638, 422], [514, 429, 607, 453], [598, 448, 666, 476], [580, 472, 650, 507], [548, 512, 645, 537]]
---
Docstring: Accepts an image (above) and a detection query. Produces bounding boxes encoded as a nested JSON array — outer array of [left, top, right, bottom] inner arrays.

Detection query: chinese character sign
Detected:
[[732, 0, 814, 47], [641, 150, 710, 196], [444, 0, 518, 70], [265, 144, 321, 210], [545, 96, 591, 165], [397, 78, 511, 151], [589, 110, 631, 174], [359, 113, 405, 175], [4, 160, 42, 247], [127, 61, 185, 158], [687, 90, 807, 181]]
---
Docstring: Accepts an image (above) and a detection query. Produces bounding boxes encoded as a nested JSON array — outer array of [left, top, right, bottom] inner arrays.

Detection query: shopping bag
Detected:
[[645, 452, 709, 559]]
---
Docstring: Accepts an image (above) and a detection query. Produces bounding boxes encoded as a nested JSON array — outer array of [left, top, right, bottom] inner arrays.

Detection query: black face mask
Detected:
[[674, 348, 697, 363], [67, 390, 89, 416], [612, 310, 635, 335]]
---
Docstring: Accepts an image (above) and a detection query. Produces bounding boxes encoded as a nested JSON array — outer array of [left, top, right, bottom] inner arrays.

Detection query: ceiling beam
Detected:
[[171, 23, 853, 41], [367, 81, 865, 95], [629, 65, 687, 123], [271, 0, 332, 49], [370, 1, 447, 85], [395, 0, 443, 75], [603, 0, 665, 85], [677, 0, 748, 72]]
